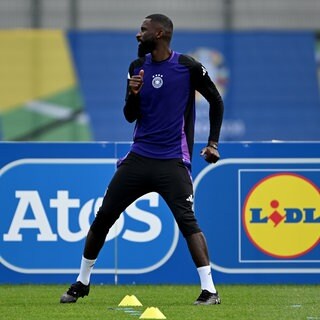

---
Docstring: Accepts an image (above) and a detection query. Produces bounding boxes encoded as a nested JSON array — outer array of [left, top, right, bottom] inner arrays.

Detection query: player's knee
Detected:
[[89, 208, 117, 238], [175, 214, 201, 238]]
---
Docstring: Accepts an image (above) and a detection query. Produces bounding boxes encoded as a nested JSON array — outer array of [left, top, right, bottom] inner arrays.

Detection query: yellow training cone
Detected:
[[118, 295, 143, 307], [139, 307, 166, 319]]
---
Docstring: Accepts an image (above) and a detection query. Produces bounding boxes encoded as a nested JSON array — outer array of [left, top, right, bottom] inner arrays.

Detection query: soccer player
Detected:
[[60, 13, 224, 305]]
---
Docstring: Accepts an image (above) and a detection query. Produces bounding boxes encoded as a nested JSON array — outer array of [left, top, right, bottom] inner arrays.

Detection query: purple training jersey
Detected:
[[123, 51, 224, 165]]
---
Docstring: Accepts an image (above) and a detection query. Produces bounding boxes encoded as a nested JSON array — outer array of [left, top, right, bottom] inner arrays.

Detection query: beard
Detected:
[[138, 38, 156, 57]]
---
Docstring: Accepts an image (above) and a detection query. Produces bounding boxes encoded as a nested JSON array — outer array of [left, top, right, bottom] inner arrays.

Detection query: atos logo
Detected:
[[243, 173, 320, 258], [0, 159, 178, 274]]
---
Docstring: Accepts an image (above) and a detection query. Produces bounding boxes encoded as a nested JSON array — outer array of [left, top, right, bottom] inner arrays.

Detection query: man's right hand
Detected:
[[129, 69, 144, 95]]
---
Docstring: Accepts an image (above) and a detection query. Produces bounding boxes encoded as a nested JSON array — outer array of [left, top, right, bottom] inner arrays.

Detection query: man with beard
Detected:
[[60, 13, 224, 305]]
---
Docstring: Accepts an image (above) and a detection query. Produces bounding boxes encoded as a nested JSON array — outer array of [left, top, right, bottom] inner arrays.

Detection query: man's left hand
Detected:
[[200, 145, 220, 163]]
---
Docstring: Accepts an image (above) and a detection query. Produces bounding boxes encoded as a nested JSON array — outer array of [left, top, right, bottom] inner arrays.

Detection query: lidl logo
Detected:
[[243, 173, 320, 258]]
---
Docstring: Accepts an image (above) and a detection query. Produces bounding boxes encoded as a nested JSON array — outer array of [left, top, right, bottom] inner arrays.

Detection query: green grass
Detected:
[[0, 284, 319, 320]]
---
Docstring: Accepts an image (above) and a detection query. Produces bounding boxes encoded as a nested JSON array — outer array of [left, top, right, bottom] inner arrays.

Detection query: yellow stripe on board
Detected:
[[0, 30, 76, 112]]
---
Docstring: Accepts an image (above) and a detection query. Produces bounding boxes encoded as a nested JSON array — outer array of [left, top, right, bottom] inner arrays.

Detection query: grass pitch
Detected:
[[0, 284, 319, 320]]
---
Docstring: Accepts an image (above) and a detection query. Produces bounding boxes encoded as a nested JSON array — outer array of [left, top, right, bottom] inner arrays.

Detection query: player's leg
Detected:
[[186, 233, 221, 305], [156, 159, 220, 305], [84, 158, 150, 260], [60, 152, 151, 303]]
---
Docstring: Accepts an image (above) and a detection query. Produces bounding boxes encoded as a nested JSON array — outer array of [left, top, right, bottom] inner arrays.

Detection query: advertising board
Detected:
[[1, 142, 319, 284]]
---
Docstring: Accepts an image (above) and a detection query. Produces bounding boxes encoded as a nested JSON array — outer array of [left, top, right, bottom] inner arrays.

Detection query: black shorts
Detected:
[[90, 152, 201, 238]]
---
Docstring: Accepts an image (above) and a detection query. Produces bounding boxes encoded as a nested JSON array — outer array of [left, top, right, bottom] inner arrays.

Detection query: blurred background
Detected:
[[0, 0, 319, 142]]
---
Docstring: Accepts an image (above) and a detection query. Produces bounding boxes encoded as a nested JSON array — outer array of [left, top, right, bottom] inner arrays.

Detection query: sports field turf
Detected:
[[0, 284, 319, 320]]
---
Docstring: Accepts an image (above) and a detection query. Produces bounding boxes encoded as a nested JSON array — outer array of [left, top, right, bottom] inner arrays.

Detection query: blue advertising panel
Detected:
[[1, 142, 319, 284], [67, 31, 320, 142], [194, 156, 320, 275]]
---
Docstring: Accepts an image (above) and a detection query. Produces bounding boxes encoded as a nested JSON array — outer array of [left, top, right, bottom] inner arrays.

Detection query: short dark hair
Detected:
[[145, 13, 173, 42]]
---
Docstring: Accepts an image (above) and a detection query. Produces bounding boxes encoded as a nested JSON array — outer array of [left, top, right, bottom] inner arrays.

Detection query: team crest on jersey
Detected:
[[152, 74, 163, 89]]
